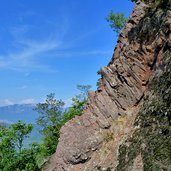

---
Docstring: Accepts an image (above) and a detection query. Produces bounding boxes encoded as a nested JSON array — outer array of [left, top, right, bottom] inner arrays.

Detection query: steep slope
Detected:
[[43, 0, 171, 170], [116, 49, 171, 171]]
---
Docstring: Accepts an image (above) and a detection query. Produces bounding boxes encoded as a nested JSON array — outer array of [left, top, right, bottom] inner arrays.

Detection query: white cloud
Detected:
[[64, 98, 73, 108], [0, 39, 60, 72], [47, 49, 111, 58], [19, 98, 36, 104], [0, 120, 13, 124], [1, 99, 14, 106], [0, 17, 110, 73], [0, 98, 37, 107], [0, 22, 63, 73]]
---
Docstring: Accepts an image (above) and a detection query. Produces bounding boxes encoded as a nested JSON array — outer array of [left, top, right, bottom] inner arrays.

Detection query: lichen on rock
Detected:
[[117, 50, 171, 171]]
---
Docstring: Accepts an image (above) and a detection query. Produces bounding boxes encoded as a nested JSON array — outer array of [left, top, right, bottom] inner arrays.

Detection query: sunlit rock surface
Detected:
[[42, 1, 171, 170]]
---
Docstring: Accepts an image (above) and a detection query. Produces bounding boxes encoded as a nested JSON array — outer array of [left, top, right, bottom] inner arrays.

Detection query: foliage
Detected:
[[34, 85, 91, 158], [116, 51, 171, 170], [0, 85, 92, 170], [11, 121, 33, 152], [34, 93, 65, 156], [0, 122, 39, 171], [96, 78, 101, 87], [62, 85, 91, 124], [129, 0, 167, 8], [0, 121, 33, 153], [106, 11, 127, 34], [77, 85, 91, 97]]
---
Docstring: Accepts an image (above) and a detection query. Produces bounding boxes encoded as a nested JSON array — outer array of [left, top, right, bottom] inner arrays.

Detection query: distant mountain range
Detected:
[[0, 104, 42, 144], [0, 104, 38, 124], [0, 104, 67, 145]]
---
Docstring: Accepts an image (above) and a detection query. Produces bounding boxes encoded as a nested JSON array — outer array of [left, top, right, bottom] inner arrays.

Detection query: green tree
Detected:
[[0, 125, 15, 167], [77, 84, 91, 98], [17, 143, 40, 171], [34, 93, 65, 156], [62, 85, 91, 124], [11, 120, 33, 153], [106, 11, 127, 34], [0, 121, 32, 153], [0, 122, 39, 171], [96, 78, 101, 87], [34, 85, 91, 158]]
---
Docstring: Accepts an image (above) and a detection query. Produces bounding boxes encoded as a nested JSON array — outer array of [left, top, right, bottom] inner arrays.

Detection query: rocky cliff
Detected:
[[43, 1, 171, 170]]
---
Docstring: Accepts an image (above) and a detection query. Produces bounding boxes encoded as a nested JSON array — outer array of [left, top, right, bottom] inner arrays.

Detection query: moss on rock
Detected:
[[116, 50, 171, 171]]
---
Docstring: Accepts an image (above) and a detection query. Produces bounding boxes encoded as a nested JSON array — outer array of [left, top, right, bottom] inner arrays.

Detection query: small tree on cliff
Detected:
[[106, 11, 127, 35], [62, 85, 92, 124]]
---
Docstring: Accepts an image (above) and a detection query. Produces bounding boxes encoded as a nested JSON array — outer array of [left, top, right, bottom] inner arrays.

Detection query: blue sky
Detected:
[[0, 0, 134, 106]]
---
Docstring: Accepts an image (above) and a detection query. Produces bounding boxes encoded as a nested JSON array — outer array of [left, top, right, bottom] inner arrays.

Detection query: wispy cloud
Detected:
[[47, 49, 112, 58], [0, 120, 13, 124], [19, 98, 36, 104], [0, 35, 110, 72], [0, 17, 66, 73], [0, 13, 110, 73], [1, 99, 14, 106], [0, 39, 60, 72], [0, 98, 38, 107]]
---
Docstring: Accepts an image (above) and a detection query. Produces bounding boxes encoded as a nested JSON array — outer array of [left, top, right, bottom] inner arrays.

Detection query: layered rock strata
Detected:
[[43, 0, 171, 170]]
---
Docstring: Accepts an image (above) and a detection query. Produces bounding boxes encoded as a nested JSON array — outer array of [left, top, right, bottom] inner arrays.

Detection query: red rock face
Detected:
[[42, 1, 171, 170]]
